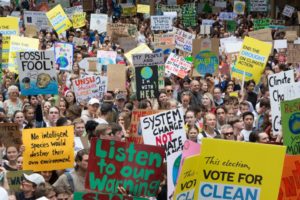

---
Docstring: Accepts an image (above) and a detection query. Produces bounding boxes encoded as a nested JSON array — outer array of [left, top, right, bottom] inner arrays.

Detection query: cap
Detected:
[[88, 98, 100, 105], [116, 93, 126, 101], [76, 28, 81, 32], [23, 173, 45, 185]]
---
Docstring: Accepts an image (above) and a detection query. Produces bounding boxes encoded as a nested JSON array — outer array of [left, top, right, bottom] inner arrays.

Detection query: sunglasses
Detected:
[[167, 90, 173, 93], [223, 132, 234, 136]]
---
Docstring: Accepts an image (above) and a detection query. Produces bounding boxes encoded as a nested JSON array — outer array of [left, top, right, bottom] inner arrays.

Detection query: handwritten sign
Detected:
[[194, 50, 219, 76], [165, 52, 192, 78], [253, 18, 271, 30], [159, 4, 182, 17], [153, 33, 175, 46], [72, 12, 86, 28], [135, 66, 159, 100], [54, 42, 73, 71], [78, 57, 101, 72], [282, 5, 295, 18], [46, 4, 72, 34], [121, 4, 137, 16], [97, 50, 117, 73], [0, 123, 22, 147], [17, 50, 58, 96], [174, 27, 195, 53], [7, 170, 32, 192], [124, 44, 152, 66], [22, 126, 75, 171], [90, 14, 108, 34], [150, 16, 172, 31], [85, 139, 165, 196], [132, 52, 164, 67], [24, 11, 52, 31], [137, 4, 150, 14], [182, 3, 196, 27]]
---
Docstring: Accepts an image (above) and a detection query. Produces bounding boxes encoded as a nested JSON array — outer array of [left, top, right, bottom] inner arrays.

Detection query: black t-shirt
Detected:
[[15, 192, 35, 200]]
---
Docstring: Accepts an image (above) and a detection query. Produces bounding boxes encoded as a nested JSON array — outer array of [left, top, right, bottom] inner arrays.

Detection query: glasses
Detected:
[[167, 90, 173, 93], [223, 132, 234, 136]]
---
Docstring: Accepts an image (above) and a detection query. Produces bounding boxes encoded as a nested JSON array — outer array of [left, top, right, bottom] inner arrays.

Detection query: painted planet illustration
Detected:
[[172, 154, 182, 185], [289, 113, 300, 135], [141, 66, 153, 79], [56, 56, 69, 69]]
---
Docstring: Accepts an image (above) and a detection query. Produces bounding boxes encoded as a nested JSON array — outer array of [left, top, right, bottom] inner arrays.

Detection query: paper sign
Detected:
[[150, 16, 172, 31], [182, 3, 196, 27], [90, 14, 108, 34], [124, 44, 152, 66], [7, 170, 32, 192], [253, 18, 271, 30], [54, 42, 73, 71], [285, 31, 298, 41], [74, 192, 148, 200], [282, 5, 295, 18], [17, 50, 58, 96], [219, 12, 237, 20], [106, 64, 126, 91], [281, 98, 300, 155], [121, 4, 137, 16], [107, 23, 137, 38], [232, 37, 272, 83], [73, 75, 107, 103], [233, 1, 245, 15], [159, 4, 182, 17], [24, 11, 52, 31], [85, 138, 165, 196], [46, 4, 72, 34], [174, 27, 195, 53], [22, 126, 75, 171], [137, 4, 150, 14], [64, 5, 83, 19], [132, 52, 164, 67], [249, 0, 268, 12], [72, 12, 86, 28], [153, 33, 175, 46], [248, 28, 273, 41], [163, 11, 177, 19], [78, 57, 101, 72], [165, 52, 192, 78], [0, 123, 22, 147], [118, 37, 137, 53]]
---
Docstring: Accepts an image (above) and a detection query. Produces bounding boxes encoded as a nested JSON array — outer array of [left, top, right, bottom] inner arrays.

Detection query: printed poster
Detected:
[[17, 51, 58, 96], [24, 11, 52, 31], [165, 52, 192, 79], [46, 4, 72, 34], [54, 42, 74, 71], [90, 14, 108, 34], [22, 126, 75, 171]]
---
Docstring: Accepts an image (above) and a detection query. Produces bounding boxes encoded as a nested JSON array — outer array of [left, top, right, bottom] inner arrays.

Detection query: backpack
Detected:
[[65, 172, 75, 192]]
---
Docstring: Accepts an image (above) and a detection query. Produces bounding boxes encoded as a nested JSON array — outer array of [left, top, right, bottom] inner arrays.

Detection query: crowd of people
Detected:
[[0, 0, 299, 199]]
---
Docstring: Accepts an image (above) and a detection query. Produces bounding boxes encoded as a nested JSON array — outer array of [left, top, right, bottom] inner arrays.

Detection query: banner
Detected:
[[165, 52, 192, 78], [90, 14, 108, 34], [181, 3, 196, 27], [174, 27, 195, 53], [175, 139, 286, 199], [54, 42, 73, 71], [22, 126, 75, 171], [281, 98, 300, 155], [17, 51, 58, 96], [7, 170, 32, 192], [74, 192, 148, 200], [72, 12, 86, 28], [73, 75, 107, 103], [46, 4, 72, 34], [233, 1, 245, 15], [85, 139, 165, 196], [124, 44, 152, 66], [0, 123, 22, 147], [231, 37, 272, 83], [287, 43, 300, 63], [268, 70, 295, 135], [24, 11, 52, 31], [135, 65, 159, 100], [253, 18, 271, 30], [132, 52, 164, 67], [150, 16, 172, 31]]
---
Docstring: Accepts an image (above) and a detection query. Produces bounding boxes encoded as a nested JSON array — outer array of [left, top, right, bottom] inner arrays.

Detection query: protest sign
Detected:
[[140, 108, 186, 199], [281, 98, 300, 155], [287, 43, 300, 63], [194, 50, 219, 76], [73, 37, 85, 46], [298, 12, 300, 24], [159, 4, 182, 17], [0, 0, 10, 6], [107, 64, 126, 91], [124, 44, 152, 66], [137, 4, 150, 14], [233, 1, 245, 15], [78, 57, 101, 73], [107, 23, 137, 42], [278, 155, 300, 199], [219, 12, 237, 20], [253, 18, 271, 30], [24, 25, 38, 38], [121, 4, 137, 16], [150, 16, 172, 31], [135, 65, 159, 100], [17, 51, 58, 96], [24, 11, 52, 31], [232, 37, 272, 83], [74, 192, 148, 200], [274, 39, 287, 50], [0, 123, 22, 147], [8, 36, 39, 73], [90, 14, 108, 34], [118, 37, 137, 53], [285, 31, 298, 41], [215, 1, 226, 8], [54, 42, 73, 71], [46, 4, 72, 34], [249, 0, 267, 12], [73, 75, 107, 103], [22, 126, 74, 171], [72, 12, 86, 28], [154, 44, 175, 56], [181, 3, 196, 27], [97, 50, 117, 73], [165, 52, 192, 78], [226, 20, 237, 33], [132, 52, 164, 67], [268, 70, 295, 135], [248, 28, 273, 41], [178, 140, 201, 176], [163, 11, 177, 19], [0, 17, 19, 68], [202, 19, 215, 26], [175, 139, 286, 199], [85, 138, 165, 196], [7, 170, 32, 192], [153, 33, 175, 46], [282, 5, 295, 18], [174, 27, 195, 53], [200, 25, 211, 35], [64, 5, 83, 19]]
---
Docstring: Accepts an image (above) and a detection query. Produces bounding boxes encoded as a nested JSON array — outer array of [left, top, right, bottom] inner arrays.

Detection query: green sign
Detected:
[[253, 18, 271, 30], [226, 20, 237, 33], [74, 192, 148, 200], [182, 3, 196, 27]]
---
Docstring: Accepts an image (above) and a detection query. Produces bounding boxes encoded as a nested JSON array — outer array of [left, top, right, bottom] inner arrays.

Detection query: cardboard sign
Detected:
[[219, 12, 237, 20], [174, 27, 195, 53], [74, 192, 148, 200], [124, 44, 152, 66], [174, 139, 286, 199], [22, 126, 75, 171], [165, 52, 192, 78], [85, 139, 165, 196], [153, 33, 175, 46], [281, 98, 300, 155], [135, 65, 159, 100], [107, 23, 137, 38], [287, 43, 300, 63], [233, 1, 245, 15], [24, 25, 38, 38], [46, 4, 72, 34], [137, 4, 150, 14], [181, 3, 196, 27], [72, 12, 86, 28], [232, 37, 272, 83], [54, 42, 73, 71], [107, 64, 126, 91], [285, 31, 298, 41], [73, 75, 107, 103], [64, 5, 83, 19], [268, 70, 295, 135], [248, 28, 273, 41], [121, 4, 137, 16], [90, 14, 108, 34], [278, 155, 300, 199], [0, 123, 22, 147], [78, 57, 101, 72], [24, 11, 52, 31], [17, 51, 58, 96], [150, 16, 172, 31], [249, 0, 267, 12], [132, 52, 164, 67], [118, 37, 137, 53], [0, 17, 19, 68], [282, 5, 295, 18], [253, 18, 271, 30], [7, 170, 32, 192], [8, 36, 39, 73], [194, 50, 219, 76]]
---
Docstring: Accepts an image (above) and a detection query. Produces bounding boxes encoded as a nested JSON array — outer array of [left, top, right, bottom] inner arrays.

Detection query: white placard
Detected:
[[90, 14, 108, 34], [151, 16, 172, 31], [282, 5, 295, 18]]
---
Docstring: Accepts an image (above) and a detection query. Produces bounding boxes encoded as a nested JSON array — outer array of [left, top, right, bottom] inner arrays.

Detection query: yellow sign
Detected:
[[8, 36, 39, 73], [46, 4, 72, 34], [0, 17, 19, 68], [124, 44, 152, 65], [174, 139, 286, 200], [72, 12, 86, 29], [22, 126, 74, 171], [232, 36, 272, 83], [122, 6, 137, 16], [137, 4, 150, 14]]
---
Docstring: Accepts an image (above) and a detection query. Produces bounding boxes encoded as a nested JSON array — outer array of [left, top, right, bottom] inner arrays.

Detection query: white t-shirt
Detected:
[[241, 129, 252, 142]]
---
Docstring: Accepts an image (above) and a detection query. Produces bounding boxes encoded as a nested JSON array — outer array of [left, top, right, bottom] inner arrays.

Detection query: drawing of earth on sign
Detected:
[[289, 113, 300, 135], [141, 66, 153, 79], [56, 56, 69, 69], [194, 50, 218, 75], [172, 154, 182, 185]]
